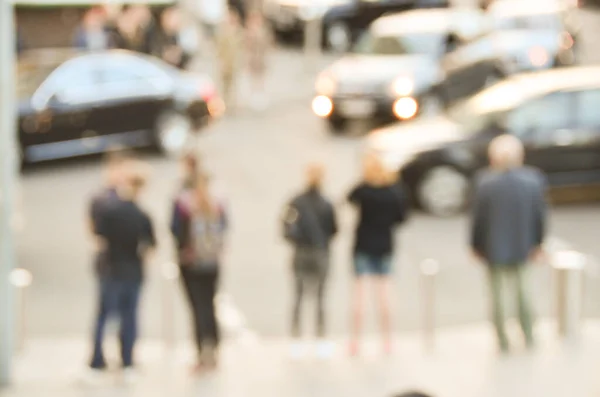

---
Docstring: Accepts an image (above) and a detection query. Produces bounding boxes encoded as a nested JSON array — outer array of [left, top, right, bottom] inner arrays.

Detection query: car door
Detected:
[[21, 59, 101, 162], [88, 56, 174, 139], [505, 91, 588, 186]]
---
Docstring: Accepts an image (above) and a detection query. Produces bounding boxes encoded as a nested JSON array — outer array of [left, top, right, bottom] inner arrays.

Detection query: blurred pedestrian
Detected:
[[471, 134, 547, 353], [88, 151, 134, 277], [88, 160, 156, 382], [73, 6, 110, 51], [197, 0, 226, 41], [171, 174, 228, 373], [246, 10, 273, 110], [282, 163, 337, 359], [347, 154, 410, 356], [393, 393, 434, 397], [216, 7, 243, 112], [109, 5, 155, 53], [154, 6, 193, 69]]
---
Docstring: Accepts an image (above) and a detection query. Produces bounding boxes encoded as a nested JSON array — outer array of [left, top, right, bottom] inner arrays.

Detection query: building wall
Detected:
[[16, 7, 87, 49]]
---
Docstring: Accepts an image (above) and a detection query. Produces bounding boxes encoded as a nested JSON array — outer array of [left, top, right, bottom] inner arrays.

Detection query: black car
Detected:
[[432, 28, 577, 109], [17, 49, 223, 164], [312, 8, 485, 132], [323, 0, 450, 53], [367, 66, 600, 216]]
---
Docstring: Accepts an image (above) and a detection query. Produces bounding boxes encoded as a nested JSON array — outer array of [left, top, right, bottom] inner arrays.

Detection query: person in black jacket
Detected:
[[283, 163, 337, 359], [348, 153, 409, 357]]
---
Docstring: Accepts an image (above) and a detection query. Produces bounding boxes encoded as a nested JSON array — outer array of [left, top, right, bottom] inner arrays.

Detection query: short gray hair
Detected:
[[488, 134, 525, 170]]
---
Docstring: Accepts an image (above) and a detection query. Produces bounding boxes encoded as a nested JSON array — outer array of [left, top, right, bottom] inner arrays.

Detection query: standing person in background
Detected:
[[282, 163, 337, 359], [216, 8, 243, 112], [347, 154, 410, 356], [171, 174, 229, 373], [246, 10, 273, 110], [471, 134, 547, 353], [109, 5, 155, 53], [154, 6, 192, 69], [197, 0, 226, 41], [73, 6, 110, 51], [88, 161, 156, 383]]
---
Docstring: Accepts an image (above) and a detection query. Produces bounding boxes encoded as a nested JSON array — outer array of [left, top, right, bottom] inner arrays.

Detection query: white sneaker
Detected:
[[121, 368, 140, 386], [289, 341, 307, 360], [77, 368, 107, 386], [316, 341, 335, 360]]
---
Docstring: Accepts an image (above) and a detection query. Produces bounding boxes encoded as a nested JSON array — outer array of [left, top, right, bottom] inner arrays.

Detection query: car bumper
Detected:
[[313, 94, 423, 121]]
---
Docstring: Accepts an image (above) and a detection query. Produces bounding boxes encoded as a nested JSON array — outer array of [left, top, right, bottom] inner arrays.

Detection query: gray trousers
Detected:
[[292, 247, 329, 338]]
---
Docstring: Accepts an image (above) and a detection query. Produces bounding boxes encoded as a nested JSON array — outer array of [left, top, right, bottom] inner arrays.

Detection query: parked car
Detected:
[[433, 25, 578, 108], [18, 49, 223, 164], [312, 8, 486, 133], [323, 0, 450, 53], [367, 66, 600, 216], [263, 0, 350, 39]]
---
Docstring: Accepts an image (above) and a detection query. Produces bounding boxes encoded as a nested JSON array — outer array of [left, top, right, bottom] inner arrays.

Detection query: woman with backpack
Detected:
[[171, 173, 228, 373]]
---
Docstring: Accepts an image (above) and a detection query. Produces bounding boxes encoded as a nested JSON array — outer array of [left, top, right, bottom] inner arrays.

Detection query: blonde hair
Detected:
[[488, 134, 525, 170], [363, 153, 396, 186]]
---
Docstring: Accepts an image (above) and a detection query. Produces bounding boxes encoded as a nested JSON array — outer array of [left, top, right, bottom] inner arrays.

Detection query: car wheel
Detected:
[[417, 165, 470, 216], [154, 112, 193, 156], [327, 115, 348, 134], [326, 22, 352, 53]]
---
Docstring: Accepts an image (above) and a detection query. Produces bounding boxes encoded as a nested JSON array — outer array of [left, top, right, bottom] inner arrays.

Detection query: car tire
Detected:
[[154, 111, 193, 157], [326, 22, 352, 53], [327, 115, 348, 134], [417, 165, 470, 217]]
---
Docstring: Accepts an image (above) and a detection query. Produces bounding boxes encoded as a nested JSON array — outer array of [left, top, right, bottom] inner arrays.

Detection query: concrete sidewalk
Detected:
[[2, 320, 600, 397]]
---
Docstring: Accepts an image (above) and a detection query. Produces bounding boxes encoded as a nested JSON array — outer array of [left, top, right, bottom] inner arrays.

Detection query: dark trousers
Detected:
[[90, 278, 141, 369], [292, 247, 329, 338], [180, 267, 220, 354]]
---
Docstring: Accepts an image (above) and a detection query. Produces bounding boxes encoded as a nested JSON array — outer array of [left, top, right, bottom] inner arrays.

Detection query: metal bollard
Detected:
[[161, 262, 180, 350], [9, 268, 32, 352], [551, 250, 587, 340], [420, 259, 439, 351]]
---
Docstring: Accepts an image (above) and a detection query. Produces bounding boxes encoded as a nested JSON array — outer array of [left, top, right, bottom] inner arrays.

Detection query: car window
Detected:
[[353, 32, 443, 56], [575, 89, 600, 129], [506, 92, 574, 141], [494, 13, 562, 30], [32, 58, 100, 107]]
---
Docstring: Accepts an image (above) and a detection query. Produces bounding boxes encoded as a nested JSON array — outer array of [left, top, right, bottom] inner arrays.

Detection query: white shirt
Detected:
[[197, 0, 226, 25]]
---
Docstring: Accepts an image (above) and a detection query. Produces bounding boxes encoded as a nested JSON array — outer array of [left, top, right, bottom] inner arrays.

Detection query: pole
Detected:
[[303, 2, 323, 72], [0, 0, 18, 386], [552, 251, 586, 340]]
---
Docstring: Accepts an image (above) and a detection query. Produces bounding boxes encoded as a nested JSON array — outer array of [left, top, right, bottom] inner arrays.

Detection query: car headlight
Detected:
[[315, 74, 337, 96], [391, 76, 414, 97]]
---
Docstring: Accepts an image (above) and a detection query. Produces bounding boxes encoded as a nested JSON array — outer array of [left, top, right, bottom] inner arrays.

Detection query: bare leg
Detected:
[[350, 276, 367, 356], [376, 276, 392, 354]]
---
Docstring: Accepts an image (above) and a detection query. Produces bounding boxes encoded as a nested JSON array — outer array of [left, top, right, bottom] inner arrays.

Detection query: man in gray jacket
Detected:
[[471, 134, 547, 353]]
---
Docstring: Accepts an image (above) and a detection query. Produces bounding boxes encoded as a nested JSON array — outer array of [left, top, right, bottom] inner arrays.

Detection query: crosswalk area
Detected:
[[4, 320, 600, 397]]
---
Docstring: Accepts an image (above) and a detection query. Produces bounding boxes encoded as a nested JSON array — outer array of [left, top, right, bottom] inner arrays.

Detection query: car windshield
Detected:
[[352, 31, 441, 56]]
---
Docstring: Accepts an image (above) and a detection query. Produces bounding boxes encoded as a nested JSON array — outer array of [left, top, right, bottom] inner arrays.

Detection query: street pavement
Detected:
[[14, 6, 600, 352], [3, 320, 600, 397]]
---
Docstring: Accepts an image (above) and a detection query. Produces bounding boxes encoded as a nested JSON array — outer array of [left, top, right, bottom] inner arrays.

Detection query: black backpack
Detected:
[[282, 199, 326, 246]]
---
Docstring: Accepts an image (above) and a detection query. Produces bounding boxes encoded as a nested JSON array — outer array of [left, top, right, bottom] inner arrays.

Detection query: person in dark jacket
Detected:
[[90, 160, 155, 381], [108, 5, 155, 53], [283, 163, 337, 359], [348, 153, 409, 357], [471, 134, 547, 353], [153, 6, 192, 69], [171, 173, 228, 373]]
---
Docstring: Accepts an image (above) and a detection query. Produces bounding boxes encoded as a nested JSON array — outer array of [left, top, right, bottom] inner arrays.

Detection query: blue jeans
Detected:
[[353, 253, 392, 276], [90, 279, 141, 369]]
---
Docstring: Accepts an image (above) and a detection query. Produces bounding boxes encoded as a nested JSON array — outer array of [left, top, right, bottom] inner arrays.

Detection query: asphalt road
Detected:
[[17, 7, 600, 343]]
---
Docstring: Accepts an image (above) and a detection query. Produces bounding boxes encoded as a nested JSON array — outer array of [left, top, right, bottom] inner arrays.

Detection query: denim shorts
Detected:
[[353, 253, 392, 276]]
